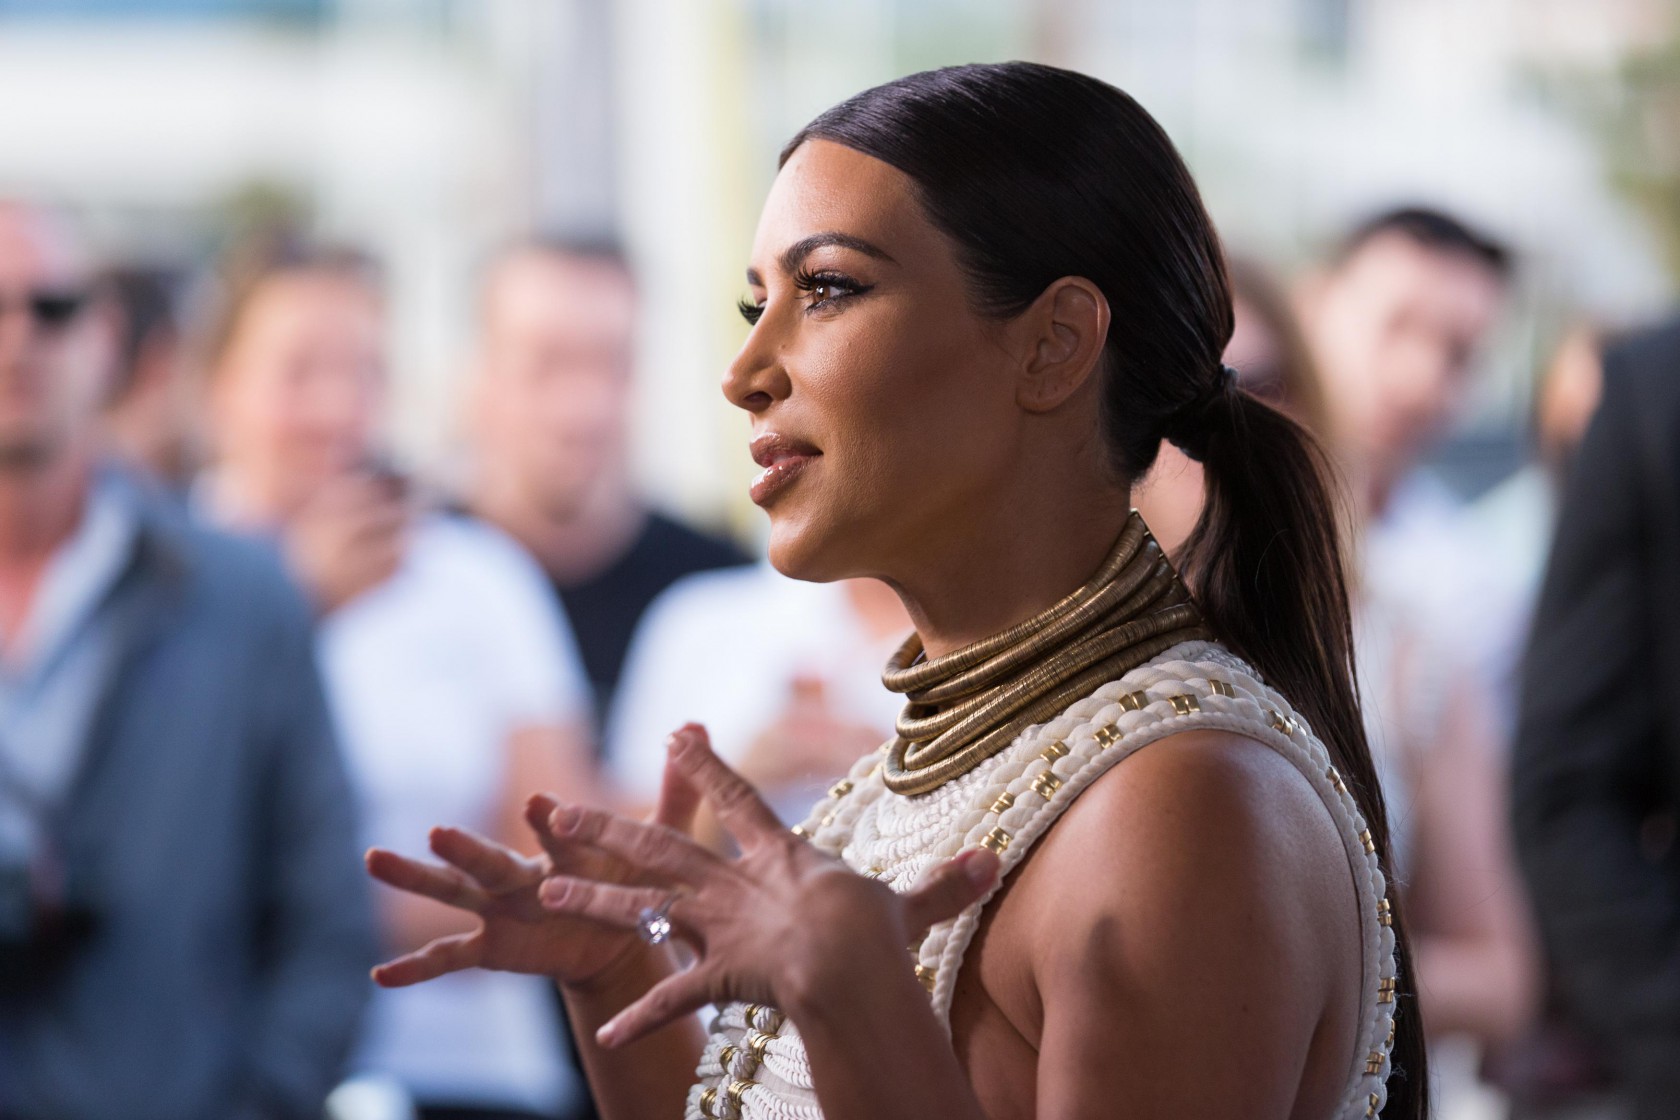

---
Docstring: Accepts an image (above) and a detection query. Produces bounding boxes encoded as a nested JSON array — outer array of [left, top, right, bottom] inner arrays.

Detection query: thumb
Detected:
[[901, 847, 1000, 936]]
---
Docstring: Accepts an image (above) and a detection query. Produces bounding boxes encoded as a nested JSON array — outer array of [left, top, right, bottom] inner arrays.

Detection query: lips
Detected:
[[749, 432, 821, 506]]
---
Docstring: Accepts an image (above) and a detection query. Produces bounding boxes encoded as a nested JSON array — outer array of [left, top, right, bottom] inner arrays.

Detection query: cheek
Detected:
[[797, 314, 1006, 517]]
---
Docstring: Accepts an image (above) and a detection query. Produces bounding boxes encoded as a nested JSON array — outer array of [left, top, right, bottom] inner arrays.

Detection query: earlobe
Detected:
[[1017, 277, 1110, 413]]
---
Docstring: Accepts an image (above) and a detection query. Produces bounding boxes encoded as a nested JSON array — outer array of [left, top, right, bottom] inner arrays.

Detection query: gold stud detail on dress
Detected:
[[1209, 678, 1236, 698], [862, 865, 886, 880], [915, 963, 936, 991], [699, 1086, 718, 1117], [1040, 740, 1070, 762], [743, 1004, 761, 1030], [1366, 1051, 1384, 1075], [1377, 897, 1392, 927], [719, 1043, 738, 1069], [1378, 977, 1397, 1004], [1094, 723, 1121, 748], [1169, 693, 1200, 716], [1269, 709, 1295, 735], [1326, 766, 1346, 794], [1030, 771, 1063, 799], [829, 779, 853, 799], [1366, 1091, 1381, 1117], [981, 827, 1013, 854], [1386, 1017, 1397, 1046], [1361, 829, 1376, 855], [726, 1080, 752, 1109], [746, 1031, 772, 1062], [990, 792, 1016, 814], [1119, 690, 1148, 712]]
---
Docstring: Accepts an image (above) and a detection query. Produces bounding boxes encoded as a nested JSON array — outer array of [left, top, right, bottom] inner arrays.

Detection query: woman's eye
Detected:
[[737, 298, 764, 326]]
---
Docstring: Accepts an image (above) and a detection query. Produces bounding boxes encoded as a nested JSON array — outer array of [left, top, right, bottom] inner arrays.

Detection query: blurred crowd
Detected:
[[0, 182, 1675, 1120]]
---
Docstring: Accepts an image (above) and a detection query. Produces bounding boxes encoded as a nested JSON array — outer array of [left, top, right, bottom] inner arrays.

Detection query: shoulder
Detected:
[[159, 503, 314, 637], [637, 562, 795, 636], [1003, 727, 1352, 981], [406, 514, 557, 602], [1603, 314, 1680, 396]]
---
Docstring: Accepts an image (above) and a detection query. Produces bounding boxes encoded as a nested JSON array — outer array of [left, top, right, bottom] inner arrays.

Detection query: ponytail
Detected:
[[1174, 376, 1429, 1118]]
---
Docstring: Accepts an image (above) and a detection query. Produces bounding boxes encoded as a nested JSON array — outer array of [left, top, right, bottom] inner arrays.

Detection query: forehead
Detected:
[[1334, 232, 1504, 311], [0, 204, 86, 290], [484, 251, 634, 323], [750, 139, 935, 270]]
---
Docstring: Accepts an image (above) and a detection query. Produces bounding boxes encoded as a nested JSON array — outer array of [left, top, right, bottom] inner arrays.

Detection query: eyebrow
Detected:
[[745, 232, 896, 286]]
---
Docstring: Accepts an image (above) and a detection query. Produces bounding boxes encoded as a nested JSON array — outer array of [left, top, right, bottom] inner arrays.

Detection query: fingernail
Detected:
[[550, 806, 578, 834], [539, 880, 567, 907], [961, 849, 995, 885], [596, 1020, 619, 1048]]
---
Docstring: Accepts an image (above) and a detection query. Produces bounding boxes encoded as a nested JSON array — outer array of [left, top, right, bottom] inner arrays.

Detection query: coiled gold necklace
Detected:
[[881, 512, 1210, 795]]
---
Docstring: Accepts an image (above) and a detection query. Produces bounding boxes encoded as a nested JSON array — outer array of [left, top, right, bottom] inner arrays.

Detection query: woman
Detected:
[[368, 63, 1421, 1120], [195, 245, 599, 1120]]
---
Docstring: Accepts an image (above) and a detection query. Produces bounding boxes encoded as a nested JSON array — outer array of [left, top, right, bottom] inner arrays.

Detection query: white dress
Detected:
[[684, 641, 1400, 1120]]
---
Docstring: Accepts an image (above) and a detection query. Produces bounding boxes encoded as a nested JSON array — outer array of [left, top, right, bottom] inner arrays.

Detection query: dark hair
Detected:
[[787, 61, 1425, 1117], [1334, 204, 1512, 281], [96, 265, 184, 400]]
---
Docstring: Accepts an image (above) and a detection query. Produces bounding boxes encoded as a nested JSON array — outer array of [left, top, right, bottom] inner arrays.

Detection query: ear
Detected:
[[1014, 277, 1110, 414]]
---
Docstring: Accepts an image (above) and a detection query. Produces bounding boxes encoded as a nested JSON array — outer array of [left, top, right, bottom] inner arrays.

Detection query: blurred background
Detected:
[[2, 0, 1675, 523], [6, 3, 1680, 1120]]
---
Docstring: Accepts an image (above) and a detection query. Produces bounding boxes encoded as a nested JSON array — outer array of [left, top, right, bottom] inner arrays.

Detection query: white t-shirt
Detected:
[[606, 565, 905, 825], [321, 515, 589, 1116]]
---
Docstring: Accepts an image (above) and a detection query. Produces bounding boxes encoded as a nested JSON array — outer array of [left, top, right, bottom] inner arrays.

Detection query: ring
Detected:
[[637, 893, 679, 945]]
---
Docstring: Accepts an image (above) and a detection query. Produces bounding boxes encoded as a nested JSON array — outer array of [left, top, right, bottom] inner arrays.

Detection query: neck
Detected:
[[0, 451, 91, 563], [475, 465, 646, 586], [884, 456, 1134, 660]]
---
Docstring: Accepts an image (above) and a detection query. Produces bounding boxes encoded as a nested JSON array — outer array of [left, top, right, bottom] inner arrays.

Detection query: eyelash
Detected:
[[737, 270, 873, 327]]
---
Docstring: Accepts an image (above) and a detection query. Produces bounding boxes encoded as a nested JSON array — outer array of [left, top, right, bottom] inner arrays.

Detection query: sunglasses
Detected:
[[0, 289, 90, 328]]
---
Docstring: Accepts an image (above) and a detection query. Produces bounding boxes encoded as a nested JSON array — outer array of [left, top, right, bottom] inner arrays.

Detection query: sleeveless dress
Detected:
[[684, 641, 1400, 1120]]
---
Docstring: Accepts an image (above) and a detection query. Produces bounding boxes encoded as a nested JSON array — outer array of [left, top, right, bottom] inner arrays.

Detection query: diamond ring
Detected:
[[637, 893, 679, 945]]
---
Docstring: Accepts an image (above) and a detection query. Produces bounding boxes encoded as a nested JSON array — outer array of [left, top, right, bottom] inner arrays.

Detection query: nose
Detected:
[[722, 317, 791, 415]]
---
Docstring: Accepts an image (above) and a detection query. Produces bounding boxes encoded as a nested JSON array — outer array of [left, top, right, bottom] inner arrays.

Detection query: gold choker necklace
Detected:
[[880, 512, 1211, 795]]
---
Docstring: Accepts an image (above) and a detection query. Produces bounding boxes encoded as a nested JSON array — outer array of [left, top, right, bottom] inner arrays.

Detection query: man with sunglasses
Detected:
[[0, 200, 374, 1120]]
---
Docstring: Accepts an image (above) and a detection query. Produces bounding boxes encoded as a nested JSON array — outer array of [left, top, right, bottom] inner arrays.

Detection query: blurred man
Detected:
[[468, 237, 748, 742], [1298, 206, 1513, 663], [0, 201, 372, 1120], [1514, 316, 1680, 1120]]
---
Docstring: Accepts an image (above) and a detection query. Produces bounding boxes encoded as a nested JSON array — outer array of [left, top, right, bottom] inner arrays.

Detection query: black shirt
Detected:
[[552, 512, 749, 747]]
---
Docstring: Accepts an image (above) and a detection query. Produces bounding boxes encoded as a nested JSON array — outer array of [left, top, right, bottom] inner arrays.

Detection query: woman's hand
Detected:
[[365, 742, 703, 990], [534, 726, 999, 1048]]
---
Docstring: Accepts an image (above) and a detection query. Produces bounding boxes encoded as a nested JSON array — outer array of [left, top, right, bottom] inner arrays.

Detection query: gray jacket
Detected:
[[0, 475, 375, 1120]]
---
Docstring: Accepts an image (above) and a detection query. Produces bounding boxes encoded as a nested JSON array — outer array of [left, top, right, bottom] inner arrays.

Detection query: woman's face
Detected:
[[728, 140, 1027, 584], [211, 270, 386, 501]]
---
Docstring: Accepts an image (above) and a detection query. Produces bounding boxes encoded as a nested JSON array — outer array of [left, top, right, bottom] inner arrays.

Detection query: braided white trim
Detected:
[[684, 641, 1398, 1119]]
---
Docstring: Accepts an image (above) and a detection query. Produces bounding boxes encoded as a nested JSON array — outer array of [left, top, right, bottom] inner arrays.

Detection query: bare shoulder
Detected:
[[971, 728, 1363, 1116], [994, 726, 1358, 1005]]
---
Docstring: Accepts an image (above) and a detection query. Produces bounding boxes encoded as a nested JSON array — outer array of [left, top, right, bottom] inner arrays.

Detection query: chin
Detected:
[[764, 515, 855, 585]]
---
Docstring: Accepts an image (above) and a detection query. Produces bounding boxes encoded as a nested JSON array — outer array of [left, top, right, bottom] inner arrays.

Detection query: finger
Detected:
[[596, 965, 715, 1049], [371, 931, 480, 988], [547, 803, 718, 883], [667, 725, 784, 845], [654, 727, 705, 834], [901, 847, 999, 937], [538, 874, 691, 933], [428, 826, 542, 893], [366, 847, 489, 913]]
